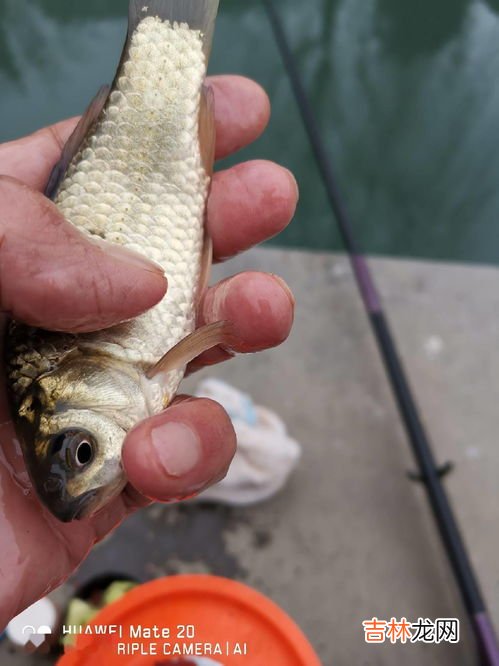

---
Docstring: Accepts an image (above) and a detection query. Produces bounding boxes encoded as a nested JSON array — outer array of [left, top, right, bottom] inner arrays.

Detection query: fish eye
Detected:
[[75, 440, 93, 467], [49, 429, 96, 470]]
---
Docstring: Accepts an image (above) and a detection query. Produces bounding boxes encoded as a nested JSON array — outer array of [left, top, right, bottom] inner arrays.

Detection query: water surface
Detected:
[[2, 0, 499, 264]]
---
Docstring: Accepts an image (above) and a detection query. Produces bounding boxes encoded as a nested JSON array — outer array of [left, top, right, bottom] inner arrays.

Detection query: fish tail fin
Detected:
[[128, 0, 220, 57]]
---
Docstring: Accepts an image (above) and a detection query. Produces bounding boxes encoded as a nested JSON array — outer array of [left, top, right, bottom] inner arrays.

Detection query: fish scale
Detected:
[[53, 16, 208, 380]]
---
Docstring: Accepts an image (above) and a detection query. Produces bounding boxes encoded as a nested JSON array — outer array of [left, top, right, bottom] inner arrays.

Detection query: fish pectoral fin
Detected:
[[45, 85, 111, 200], [146, 321, 237, 379]]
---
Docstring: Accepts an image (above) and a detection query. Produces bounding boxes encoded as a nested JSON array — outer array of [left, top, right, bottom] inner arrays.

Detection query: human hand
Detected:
[[0, 75, 297, 628]]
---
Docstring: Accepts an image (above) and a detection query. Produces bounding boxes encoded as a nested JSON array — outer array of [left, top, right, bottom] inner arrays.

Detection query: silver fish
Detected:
[[5, 0, 234, 521]]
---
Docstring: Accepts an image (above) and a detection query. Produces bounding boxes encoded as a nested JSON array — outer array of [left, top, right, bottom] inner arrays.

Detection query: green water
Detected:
[[2, 0, 499, 263]]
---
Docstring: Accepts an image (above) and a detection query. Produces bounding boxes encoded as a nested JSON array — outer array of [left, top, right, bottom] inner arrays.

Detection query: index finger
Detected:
[[0, 75, 270, 193]]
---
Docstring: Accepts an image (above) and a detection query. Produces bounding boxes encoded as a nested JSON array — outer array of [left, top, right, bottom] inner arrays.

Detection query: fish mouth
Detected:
[[38, 477, 99, 522], [36, 470, 126, 522]]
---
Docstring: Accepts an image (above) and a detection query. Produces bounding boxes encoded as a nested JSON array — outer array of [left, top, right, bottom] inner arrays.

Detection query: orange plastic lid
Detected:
[[58, 575, 321, 665]]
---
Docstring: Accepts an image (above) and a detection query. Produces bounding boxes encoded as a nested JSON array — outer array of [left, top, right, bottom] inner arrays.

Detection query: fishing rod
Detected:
[[262, 1, 499, 663]]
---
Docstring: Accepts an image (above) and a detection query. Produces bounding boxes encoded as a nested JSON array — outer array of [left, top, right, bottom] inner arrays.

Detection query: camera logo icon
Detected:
[[21, 624, 52, 647]]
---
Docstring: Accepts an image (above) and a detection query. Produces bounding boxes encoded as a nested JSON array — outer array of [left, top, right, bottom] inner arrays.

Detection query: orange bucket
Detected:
[[58, 575, 321, 665]]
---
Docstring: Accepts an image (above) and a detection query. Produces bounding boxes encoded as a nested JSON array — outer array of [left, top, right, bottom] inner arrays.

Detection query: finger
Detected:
[[188, 271, 295, 372], [0, 176, 167, 332], [0, 117, 79, 194], [122, 398, 236, 502], [208, 160, 298, 261], [0, 76, 270, 191], [209, 75, 270, 160]]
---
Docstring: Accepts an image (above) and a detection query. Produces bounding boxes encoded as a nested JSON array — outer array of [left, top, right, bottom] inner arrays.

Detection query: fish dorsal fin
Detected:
[[129, 0, 220, 58], [197, 233, 213, 307], [197, 83, 216, 303], [44, 85, 110, 200], [199, 83, 216, 176], [146, 321, 236, 379]]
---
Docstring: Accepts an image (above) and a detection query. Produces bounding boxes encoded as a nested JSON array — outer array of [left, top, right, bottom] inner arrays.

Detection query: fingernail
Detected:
[[271, 274, 295, 307], [92, 238, 166, 276], [151, 421, 201, 477]]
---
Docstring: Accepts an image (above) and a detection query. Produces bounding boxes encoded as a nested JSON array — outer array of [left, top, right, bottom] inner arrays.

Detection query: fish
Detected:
[[5, 0, 235, 522]]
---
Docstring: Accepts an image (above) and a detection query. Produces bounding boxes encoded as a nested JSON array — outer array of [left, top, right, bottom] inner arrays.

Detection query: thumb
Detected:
[[0, 176, 167, 332], [122, 398, 236, 503]]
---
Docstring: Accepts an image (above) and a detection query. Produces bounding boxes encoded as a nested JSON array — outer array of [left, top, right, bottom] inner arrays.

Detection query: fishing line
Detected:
[[262, 1, 499, 662]]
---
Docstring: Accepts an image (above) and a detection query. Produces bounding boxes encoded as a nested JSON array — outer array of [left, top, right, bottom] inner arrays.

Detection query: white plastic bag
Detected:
[[194, 379, 302, 505]]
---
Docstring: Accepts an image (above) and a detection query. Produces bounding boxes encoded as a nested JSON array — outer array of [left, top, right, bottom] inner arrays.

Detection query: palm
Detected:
[[0, 75, 297, 628]]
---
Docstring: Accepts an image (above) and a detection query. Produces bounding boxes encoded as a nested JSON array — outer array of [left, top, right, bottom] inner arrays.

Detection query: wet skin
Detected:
[[0, 75, 298, 628]]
